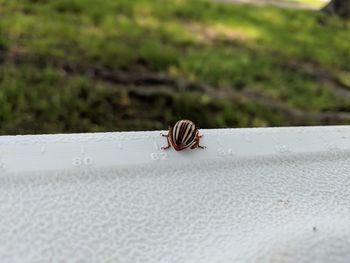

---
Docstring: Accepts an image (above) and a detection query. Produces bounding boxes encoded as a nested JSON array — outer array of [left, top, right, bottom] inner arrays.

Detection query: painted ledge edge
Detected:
[[0, 125, 349, 174]]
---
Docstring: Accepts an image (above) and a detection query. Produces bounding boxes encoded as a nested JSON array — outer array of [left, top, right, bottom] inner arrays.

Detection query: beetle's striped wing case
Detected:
[[161, 120, 206, 151], [171, 120, 197, 148]]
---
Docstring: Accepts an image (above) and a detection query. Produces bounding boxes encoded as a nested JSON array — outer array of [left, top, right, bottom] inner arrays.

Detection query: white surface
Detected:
[[1, 126, 350, 262]]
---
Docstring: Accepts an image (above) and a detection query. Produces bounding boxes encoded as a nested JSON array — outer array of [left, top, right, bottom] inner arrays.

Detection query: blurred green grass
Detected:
[[0, 0, 350, 134]]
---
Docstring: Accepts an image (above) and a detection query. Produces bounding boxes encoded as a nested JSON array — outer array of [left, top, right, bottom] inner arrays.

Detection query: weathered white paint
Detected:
[[1, 126, 350, 262]]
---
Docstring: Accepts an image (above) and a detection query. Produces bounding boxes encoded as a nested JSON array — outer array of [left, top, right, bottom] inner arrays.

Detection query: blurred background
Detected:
[[1, 0, 350, 135]]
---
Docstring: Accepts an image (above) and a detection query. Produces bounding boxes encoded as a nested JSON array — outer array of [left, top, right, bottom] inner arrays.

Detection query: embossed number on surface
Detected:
[[73, 156, 94, 167], [151, 152, 167, 161]]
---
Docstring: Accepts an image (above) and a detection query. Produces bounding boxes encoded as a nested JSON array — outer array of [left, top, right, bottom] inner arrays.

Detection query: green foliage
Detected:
[[0, 0, 350, 134]]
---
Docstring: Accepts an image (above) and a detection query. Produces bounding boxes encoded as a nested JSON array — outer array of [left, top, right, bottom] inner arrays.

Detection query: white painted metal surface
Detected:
[[1, 126, 350, 262]]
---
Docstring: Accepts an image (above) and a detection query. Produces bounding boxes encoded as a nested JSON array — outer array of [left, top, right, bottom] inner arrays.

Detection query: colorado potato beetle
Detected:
[[161, 120, 206, 151]]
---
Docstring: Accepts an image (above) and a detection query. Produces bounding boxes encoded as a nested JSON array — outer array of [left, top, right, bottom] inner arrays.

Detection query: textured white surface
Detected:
[[1, 126, 350, 262]]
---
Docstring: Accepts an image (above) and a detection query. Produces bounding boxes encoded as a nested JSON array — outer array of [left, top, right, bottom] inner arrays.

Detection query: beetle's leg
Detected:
[[198, 134, 206, 148], [160, 126, 171, 137], [191, 134, 206, 149], [161, 136, 171, 150], [197, 133, 206, 149], [161, 126, 172, 150], [195, 127, 204, 139]]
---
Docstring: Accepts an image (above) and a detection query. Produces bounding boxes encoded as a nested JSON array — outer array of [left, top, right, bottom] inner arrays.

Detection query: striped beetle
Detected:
[[161, 120, 206, 151]]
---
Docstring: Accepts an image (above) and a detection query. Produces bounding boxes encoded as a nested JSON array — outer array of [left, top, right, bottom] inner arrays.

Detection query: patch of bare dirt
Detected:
[[1, 52, 350, 125]]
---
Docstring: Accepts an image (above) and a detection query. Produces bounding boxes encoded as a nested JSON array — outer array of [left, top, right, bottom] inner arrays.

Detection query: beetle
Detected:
[[161, 120, 206, 151]]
